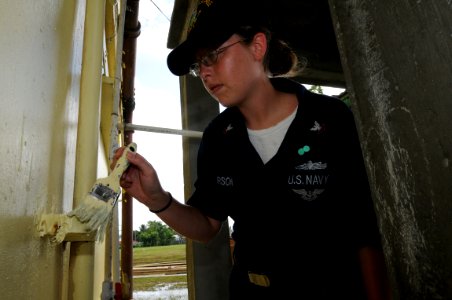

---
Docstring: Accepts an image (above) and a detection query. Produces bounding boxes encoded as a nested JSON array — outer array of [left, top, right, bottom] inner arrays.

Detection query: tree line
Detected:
[[133, 220, 185, 247]]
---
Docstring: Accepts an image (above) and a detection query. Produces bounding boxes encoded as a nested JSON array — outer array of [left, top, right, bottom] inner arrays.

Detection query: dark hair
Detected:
[[235, 26, 304, 78]]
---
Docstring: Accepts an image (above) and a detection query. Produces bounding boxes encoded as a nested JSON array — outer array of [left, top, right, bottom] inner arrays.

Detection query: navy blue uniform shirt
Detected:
[[188, 78, 382, 298]]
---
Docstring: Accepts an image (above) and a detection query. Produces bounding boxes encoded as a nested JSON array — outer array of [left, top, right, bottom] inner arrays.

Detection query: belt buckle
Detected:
[[248, 272, 270, 287]]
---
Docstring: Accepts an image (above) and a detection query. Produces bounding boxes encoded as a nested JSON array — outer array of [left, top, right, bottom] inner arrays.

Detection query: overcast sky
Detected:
[[118, 0, 183, 230]]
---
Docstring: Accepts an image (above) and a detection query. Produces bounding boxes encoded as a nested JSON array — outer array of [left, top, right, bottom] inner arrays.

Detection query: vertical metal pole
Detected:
[[120, 0, 140, 298]]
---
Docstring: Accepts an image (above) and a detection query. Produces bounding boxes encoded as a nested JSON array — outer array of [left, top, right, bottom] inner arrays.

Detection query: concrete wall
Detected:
[[329, 1, 452, 299], [0, 1, 114, 299], [181, 76, 232, 300]]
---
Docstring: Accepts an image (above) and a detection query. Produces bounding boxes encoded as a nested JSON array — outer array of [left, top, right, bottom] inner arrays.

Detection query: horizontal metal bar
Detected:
[[120, 123, 203, 138]]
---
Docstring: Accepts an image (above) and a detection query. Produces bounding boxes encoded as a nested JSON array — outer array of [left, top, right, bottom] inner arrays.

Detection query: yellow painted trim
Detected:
[[69, 0, 106, 299]]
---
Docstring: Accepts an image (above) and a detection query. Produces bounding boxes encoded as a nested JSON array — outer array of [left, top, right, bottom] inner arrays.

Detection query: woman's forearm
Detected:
[[149, 193, 222, 243]]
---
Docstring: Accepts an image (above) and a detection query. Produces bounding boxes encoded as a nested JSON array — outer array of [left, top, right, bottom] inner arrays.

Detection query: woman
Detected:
[[113, 0, 390, 299]]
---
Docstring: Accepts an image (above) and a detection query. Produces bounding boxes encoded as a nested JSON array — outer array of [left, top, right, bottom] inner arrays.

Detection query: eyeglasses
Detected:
[[189, 39, 245, 77]]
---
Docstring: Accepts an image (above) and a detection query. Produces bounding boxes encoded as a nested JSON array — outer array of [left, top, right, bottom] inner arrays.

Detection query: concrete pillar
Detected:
[[180, 75, 232, 300], [329, 1, 452, 299]]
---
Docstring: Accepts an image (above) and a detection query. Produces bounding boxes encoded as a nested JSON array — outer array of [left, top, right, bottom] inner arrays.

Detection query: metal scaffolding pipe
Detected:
[[120, 0, 140, 298], [122, 123, 203, 138]]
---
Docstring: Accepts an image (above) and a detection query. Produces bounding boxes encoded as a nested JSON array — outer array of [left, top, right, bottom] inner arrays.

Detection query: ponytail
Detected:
[[236, 26, 305, 78]]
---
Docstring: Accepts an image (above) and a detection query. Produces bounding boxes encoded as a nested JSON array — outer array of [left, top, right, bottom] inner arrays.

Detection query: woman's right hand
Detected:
[[111, 146, 222, 242], [111, 147, 165, 208]]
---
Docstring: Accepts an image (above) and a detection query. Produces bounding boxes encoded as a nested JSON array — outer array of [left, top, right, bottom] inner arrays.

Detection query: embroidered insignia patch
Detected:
[[224, 124, 233, 133], [292, 189, 325, 201], [295, 161, 327, 170]]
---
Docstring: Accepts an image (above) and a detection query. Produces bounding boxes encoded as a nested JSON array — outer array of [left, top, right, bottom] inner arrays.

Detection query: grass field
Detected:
[[133, 244, 187, 291], [134, 244, 186, 265]]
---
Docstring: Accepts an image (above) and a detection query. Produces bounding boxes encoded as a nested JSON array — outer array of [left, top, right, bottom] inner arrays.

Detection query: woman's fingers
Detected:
[[110, 146, 126, 170]]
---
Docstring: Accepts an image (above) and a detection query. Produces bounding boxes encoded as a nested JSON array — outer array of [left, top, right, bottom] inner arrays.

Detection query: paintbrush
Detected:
[[67, 142, 137, 241]]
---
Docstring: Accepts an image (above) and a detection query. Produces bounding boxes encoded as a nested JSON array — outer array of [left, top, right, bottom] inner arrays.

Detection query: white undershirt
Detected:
[[247, 106, 298, 164]]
